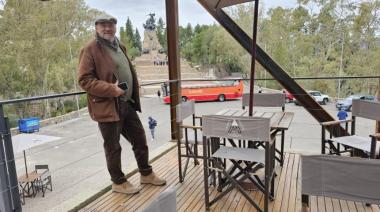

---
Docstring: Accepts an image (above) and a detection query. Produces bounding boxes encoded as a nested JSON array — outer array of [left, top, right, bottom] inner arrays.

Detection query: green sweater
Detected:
[[104, 43, 134, 102]]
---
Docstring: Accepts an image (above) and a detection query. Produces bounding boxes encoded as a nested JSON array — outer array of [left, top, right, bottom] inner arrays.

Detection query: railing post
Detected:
[[166, 0, 181, 140], [0, 104, 22, 212]]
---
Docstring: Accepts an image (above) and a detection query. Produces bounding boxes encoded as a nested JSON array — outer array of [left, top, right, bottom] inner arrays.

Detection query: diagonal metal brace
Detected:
[[196, 0, 348, 137]]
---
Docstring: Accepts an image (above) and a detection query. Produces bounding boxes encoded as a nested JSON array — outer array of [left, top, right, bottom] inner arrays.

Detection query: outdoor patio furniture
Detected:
[[301, 154, 380, 208], [19, 184, 25, 205], [142, 187, 176, 212], [18, 171, 42, 198], [242, 93, 287, 165], [321, 99, 380, 158], [202, 115, 276, 212], [175, 100, 202, 182], [34, 164, 52, 197]]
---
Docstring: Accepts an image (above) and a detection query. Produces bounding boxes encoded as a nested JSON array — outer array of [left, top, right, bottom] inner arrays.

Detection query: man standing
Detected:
[[78, 14, 166, 194], [337, 107, 348, 128], [148, 116, 157, 141]]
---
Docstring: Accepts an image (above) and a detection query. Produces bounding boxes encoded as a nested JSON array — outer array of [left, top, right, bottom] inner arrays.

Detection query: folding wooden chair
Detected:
[[301, 155, 380, 209], [202, 115, 276, 212], [176, 100, 202, 182], [321, 99, 380, 158], [34, 164, 52, 197], [242, 93, 287, 165]]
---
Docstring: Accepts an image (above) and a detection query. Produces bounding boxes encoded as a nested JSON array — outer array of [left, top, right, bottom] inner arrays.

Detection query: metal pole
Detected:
[[23, 150, 28, 178], [337, 32, 344, 99], [248, 0, 259, 116], [0, 105, 21, 211], [166, 0, 181, 140], [377, 57, 380, 134], [69, 39, 81, 117], [3, 117, 22, 211]]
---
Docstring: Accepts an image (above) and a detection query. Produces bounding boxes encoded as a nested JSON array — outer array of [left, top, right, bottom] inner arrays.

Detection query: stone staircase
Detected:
[[134, 50, 205, 96]]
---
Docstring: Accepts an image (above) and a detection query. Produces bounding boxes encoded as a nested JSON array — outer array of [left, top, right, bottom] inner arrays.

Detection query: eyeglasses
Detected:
[[96, 23, 116, 29]]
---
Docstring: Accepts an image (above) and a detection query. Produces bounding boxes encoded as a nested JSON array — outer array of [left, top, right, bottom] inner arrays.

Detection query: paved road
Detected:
[[15, 96, 374, 211]]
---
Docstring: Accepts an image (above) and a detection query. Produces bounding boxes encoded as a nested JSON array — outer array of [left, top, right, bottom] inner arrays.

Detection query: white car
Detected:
[[294, 90, 330, 105], [308, 90, 330, 105]]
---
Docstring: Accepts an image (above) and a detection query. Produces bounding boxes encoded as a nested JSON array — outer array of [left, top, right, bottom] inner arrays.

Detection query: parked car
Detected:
[[283, 90, 294, 103], [294, 90, 330, 105], [336, 95, 375, 111]]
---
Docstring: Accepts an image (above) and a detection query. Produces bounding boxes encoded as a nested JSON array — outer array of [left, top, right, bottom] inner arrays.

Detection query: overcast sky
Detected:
[[85, 0, 297, 36]]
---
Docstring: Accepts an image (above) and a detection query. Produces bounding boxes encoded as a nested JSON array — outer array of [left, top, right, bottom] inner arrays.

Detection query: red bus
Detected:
[[161, 79, 243, 103]]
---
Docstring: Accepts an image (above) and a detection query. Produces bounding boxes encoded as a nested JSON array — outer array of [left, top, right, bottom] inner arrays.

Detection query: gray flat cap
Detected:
[[95, 14, 117, 25]]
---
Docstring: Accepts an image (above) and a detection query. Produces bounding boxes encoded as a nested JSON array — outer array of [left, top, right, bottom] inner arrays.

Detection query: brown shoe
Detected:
[[112, 181, 142, 194], [140, 172, 166, 186]]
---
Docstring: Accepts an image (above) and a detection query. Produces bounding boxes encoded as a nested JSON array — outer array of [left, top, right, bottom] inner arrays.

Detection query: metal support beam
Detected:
[[3, 117, 21, 211], [166, 0, 181, 140], [0, 104, 21, 211], [377, 74, 380, 134], [0, 133, 12, 212], [196, 0, 347, 137]]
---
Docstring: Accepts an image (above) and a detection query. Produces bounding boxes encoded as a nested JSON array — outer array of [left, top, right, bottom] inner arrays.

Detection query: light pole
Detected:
[[337, 32, 345, 99]]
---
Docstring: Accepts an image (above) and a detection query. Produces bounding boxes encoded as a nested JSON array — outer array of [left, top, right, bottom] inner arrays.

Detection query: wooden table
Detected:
[[18, 171, 42, 198], [216, 108, 294, 165]]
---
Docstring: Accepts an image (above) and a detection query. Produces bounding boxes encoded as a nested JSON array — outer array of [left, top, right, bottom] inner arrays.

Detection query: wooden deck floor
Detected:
[[78, 148, 380, 212]]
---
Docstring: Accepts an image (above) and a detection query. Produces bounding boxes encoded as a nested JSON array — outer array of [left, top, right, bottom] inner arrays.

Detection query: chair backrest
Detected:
[[176, 100, 195, 122], [142, 187, 176, 212], [202, 115, 270, 141], [35, 164, 49, 171], [242, 93, 285, 110], [352, 99, 380, 120], [302, 155, 380, 204]]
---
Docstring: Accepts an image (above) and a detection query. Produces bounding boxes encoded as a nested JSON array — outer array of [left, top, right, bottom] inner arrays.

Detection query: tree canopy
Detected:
[[156, 0, 380, 97]]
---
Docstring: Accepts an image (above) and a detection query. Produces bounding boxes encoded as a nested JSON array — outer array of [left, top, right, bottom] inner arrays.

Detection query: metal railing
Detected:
[[0, 91, 86, 212], [0, 75, 378, 211]]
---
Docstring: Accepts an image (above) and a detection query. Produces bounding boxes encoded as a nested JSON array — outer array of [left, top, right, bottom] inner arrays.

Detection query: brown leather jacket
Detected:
[[78, 39, 141, 122]]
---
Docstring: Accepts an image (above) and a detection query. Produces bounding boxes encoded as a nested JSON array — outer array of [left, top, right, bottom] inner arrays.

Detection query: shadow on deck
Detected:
[[76, 148, 380, 212]]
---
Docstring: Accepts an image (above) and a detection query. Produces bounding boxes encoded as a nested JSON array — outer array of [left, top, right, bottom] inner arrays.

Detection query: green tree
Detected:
[[134, 28, 142, 52], [156, 17, 167, 51], [0, 0, 95, 117], [119, 17, 140, 59]]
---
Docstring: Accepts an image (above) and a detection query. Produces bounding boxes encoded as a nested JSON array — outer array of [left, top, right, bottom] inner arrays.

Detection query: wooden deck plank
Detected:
[[331, 198, 342, 212], [340, 200, 350, 212], [310, 196, 318, 212], [347, 200, 358, 212], [272, 153, 291, 212], [317, 196, 327, 212], [279, 154, 295, 211], [77, 149, 377, 212], [355, 202, 367, 212], [101, 153, 175, 211], [295, 155, 303, 212], [176, 164, 204, 208], [122, 153, 185, 211], [176, 167, 204, 210], [287, 154, 299, 212], [178, 170, 205, 211], [371, 204, 380, 212], [324, 197, 334, 212], [91, 149, 176, 212], [364, 204, 374, 212]]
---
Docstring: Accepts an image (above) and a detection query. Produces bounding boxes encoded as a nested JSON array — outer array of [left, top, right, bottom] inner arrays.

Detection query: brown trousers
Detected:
[[98, 100, 152, 184]]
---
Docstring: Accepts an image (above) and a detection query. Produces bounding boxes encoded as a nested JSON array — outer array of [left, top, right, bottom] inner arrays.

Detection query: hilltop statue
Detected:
[[143, 13, 156, 31]]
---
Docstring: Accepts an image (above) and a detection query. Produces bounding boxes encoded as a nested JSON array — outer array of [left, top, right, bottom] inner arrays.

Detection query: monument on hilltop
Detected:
[[143, 13, 156, 31], [142, 13, 162, 53]]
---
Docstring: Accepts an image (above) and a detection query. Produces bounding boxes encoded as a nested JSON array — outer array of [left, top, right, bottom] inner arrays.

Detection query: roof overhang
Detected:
[[205, 0, 254, 9]]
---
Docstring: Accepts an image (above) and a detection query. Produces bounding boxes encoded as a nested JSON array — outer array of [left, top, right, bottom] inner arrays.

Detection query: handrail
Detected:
[[2, 75, 379, 105], [0, 92, 86, 105]]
